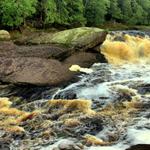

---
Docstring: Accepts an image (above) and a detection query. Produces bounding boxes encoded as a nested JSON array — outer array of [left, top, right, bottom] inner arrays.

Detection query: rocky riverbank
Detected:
[[0, 29, 150, 150], [0, 27, 107, 86]]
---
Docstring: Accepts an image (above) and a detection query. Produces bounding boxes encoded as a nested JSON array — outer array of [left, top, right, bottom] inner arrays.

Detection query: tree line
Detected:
[[0, 0, 150, 28]]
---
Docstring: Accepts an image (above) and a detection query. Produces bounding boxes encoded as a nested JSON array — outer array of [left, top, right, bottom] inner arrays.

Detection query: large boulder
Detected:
[[0, 57, 67, 85], [27, 27, 107, 51], [63, 52, 100, 67], [0, 42, 72, 60], [0, 30, 11, 41], [0, 27, 107, 85], [0, 52, 99, 85]]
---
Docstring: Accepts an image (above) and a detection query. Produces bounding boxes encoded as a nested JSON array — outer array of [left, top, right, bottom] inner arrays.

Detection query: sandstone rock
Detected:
[[0, 42, 72, 61], [0, 30, 11, 41], [0, 57, 67, 85], [28, 27, 107, 51], [63, 52, 99, 66], [0, 52, 99, 85]]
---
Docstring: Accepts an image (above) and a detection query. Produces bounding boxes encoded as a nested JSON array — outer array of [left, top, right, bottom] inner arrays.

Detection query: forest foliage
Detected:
[[0, 0, 150, 28]]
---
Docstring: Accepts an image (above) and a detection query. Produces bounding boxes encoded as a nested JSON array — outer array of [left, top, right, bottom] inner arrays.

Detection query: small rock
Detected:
[[58, 142, 72, 150], [0, 30, 11, 41], [58, 140, 78, 150]]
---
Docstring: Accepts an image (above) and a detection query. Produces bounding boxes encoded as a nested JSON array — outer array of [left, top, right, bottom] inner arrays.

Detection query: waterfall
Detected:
[[0, 31, 150, 150]]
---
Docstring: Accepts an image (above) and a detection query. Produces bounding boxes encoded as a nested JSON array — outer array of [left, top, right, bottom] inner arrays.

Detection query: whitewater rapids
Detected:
[[51, 32, 150, 150]]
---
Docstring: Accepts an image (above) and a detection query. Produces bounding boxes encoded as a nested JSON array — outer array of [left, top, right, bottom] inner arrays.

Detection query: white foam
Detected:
[[87, 143, 129, 150], [50, 62, 150, 150], [77, 83, 110, 101], [127, 128, 150, 145]]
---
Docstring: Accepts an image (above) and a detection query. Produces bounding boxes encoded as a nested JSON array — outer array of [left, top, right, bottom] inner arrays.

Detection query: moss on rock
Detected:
[[28, 27, 107, 51]]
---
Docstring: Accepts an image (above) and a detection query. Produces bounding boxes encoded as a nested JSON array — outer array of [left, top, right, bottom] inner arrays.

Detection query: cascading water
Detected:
[[51, 32, 150, 150], [52, 62, 150, 150], [0, 31, 149, 150]]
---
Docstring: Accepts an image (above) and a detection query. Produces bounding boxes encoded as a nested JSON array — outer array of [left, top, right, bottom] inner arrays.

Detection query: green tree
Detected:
[[108, 0, 122, 21], [83, 0, 110, 26], [129, 0, 145, 24], [0, 0, 37, 27], [37, 0, 86, 27], [118, 0, 133, 23], [65, 0, 86, 26], [40, 0, 57, 25], [136, 0, 150, 24], [54, 0, 69, 25]]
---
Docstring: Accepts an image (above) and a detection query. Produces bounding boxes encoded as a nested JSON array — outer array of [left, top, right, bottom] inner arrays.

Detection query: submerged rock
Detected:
[[126, 144, 150, 150], [58, 140, 80, 150]]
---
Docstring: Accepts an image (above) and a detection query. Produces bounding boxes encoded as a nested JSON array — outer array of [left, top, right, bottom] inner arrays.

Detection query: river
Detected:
[[0, 31, 149, 150]]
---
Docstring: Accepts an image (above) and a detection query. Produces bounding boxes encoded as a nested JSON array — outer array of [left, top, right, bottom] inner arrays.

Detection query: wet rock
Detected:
[[52, 148, 60, 150], [58, 140, 82, 150], [126, 144, 150, 150], [59, 116, 103, 138], [0, 142, 10, 150], [137, 84, 150, 95], [0, 30, 11, 41], [54, 90, 77, 99], [77, 116, 103, 135]]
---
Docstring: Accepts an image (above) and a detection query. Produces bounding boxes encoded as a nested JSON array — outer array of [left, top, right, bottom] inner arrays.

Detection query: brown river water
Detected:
[[0, 31, 150, 150]]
